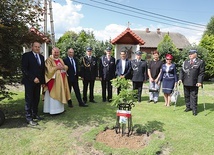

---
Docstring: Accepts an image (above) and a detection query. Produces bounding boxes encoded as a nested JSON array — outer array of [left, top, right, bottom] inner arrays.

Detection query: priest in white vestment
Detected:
[[43, 47, 71, 114]]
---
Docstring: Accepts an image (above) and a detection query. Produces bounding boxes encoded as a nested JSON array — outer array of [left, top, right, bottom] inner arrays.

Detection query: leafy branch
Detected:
[[111, 77, 137, 107]]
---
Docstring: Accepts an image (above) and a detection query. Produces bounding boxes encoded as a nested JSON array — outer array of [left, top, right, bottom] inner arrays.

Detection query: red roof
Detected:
[[30, 27, 51, 43], [111, 28, 145, 45]]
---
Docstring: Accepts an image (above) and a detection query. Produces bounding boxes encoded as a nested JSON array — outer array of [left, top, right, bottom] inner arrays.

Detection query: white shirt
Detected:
[[121, 59, 126, 74]]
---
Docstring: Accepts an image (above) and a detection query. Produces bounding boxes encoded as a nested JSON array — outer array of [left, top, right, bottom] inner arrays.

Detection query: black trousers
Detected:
[[82, 80, 95, 102], [101, 79, 112, 101], [133, 81, 143, 102], [24, 82, 41, 121], [68, 80, 84, 105], [184, 86, 199, 111]]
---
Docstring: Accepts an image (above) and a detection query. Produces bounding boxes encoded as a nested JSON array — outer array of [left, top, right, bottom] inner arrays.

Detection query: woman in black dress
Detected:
[[159, 54, 177, 106]]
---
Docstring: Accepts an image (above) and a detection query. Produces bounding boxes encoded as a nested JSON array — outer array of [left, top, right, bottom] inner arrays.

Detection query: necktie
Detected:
[[190, 59, 194, 65], [70, 58, 76, 73], [70, 58, 73, 65], [35, 54, 40, 65]]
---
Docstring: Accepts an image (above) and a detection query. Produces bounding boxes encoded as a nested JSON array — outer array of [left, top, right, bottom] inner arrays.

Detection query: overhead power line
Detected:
[[104, 0, 206, 27], [90, 0, 204, 29], [72, 0, 204, 32]]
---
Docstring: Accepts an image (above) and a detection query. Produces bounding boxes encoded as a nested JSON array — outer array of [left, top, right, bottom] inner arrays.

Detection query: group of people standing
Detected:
[[148, 49, 205, 117], [21, 41, 205, 126]]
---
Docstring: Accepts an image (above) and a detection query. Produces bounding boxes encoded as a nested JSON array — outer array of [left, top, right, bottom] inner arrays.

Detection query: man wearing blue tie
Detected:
[[63, 48, 88, 107], [21, 41, 45, 126]]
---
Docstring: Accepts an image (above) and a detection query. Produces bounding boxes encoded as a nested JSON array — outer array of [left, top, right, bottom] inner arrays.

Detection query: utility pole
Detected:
[[43, 0, 48, 60], [48, 0, 55, 47]]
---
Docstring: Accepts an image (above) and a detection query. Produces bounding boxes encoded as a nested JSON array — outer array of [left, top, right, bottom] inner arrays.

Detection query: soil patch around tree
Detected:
[[96, 129, 165, 150]]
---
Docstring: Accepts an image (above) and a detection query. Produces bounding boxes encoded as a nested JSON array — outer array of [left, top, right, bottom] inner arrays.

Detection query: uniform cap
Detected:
[[189, 49, 197, 54], [86, 47, 92, 51], [106, 47, 112, 51], [135, 50, 142, 55]]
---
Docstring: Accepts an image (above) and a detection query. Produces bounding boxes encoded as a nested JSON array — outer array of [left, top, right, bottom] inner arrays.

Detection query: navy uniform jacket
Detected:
[[63, 57, 79, 82], [179, 58, 205, 86], [99, 55, 116, 80], [116, 59, 131, 79], [131, 59, 147, 82], [21, 51, 45, 84], [80, 56, 98, 80]]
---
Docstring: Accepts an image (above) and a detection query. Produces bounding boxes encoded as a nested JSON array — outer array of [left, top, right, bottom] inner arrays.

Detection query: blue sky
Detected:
[[48, 0, 213, 44]]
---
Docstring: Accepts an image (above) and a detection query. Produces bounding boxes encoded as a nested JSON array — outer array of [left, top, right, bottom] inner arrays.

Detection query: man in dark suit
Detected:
[[63, 48, 88, 107], [131, 51, 147, 102], [99, 47, 116, 102], [178, 49, 205, 116], [21, 41, 45, 126], [80, 47, 98, 103], [116, 50, 131, 94]]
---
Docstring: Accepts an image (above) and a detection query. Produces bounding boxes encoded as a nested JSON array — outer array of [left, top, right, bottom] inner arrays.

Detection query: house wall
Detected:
[[23, 43, 49, 60], [114, 44, 140, 60]]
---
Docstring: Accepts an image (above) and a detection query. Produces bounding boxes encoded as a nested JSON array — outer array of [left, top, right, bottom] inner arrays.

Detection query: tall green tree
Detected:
[[56, 30, 112, 64], [203, 16, 214, 36], [199, 34, 214, 79], [0, 0, 43, 100], [157, 34, 180, 71], [157, 34, 179, 60], [199, 16, 214, 79]]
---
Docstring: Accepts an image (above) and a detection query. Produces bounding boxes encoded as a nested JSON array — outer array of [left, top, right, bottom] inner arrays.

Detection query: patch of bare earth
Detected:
[[96, 129, 165, 150]]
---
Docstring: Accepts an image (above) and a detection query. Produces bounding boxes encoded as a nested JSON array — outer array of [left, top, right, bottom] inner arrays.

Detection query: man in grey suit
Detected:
[[178, 50, 205, 116]]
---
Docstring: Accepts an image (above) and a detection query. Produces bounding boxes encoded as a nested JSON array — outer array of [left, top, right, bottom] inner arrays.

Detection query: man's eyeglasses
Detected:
[[166, 59, 172, 60]]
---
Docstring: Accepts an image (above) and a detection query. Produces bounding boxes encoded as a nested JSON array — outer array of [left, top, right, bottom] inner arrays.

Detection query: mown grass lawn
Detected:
[[0, 81, 214, 155]]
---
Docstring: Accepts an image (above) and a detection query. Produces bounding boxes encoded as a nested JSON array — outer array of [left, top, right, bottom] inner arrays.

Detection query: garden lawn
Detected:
[[0, 81, 213, 155]]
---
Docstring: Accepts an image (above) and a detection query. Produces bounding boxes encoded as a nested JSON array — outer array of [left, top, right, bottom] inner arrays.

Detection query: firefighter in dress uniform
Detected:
[[99, 47, 116, 102], [131, 51, 147, 102], [178, 49, 205, 116], [80, 47, 98, 103]]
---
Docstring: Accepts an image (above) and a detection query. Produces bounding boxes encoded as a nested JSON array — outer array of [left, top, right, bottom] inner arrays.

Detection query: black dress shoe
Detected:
[[184, 108, 192, 112], [68, 103, 74, 108], [147, 100, 153, 103], [79, 104, 88, 107], [27, 120, 38, 126], [154, 101, 158, 104], [32, 115, 44, 120], [193, 112, 197, 116], [108, 99, 112, 102], [193, 110, 197, 116], [90, 100, 97, 103]]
